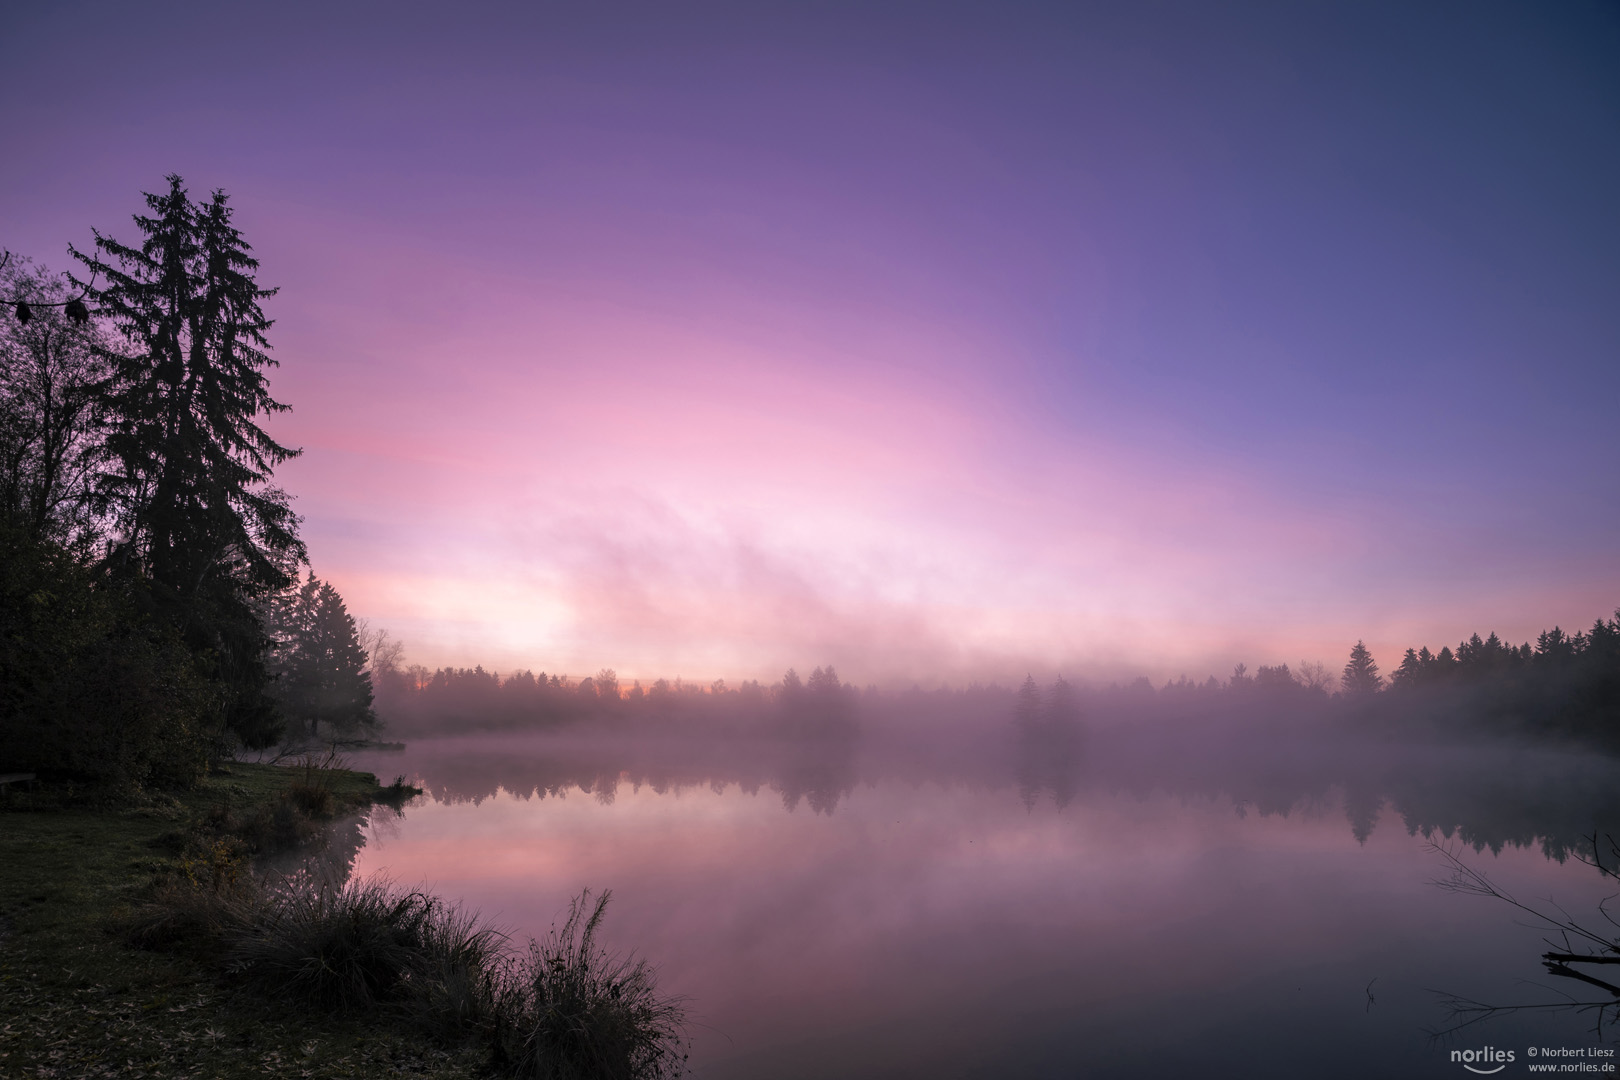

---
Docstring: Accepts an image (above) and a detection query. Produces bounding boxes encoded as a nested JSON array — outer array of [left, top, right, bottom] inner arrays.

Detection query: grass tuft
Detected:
[[489, 889, 689, 1080]]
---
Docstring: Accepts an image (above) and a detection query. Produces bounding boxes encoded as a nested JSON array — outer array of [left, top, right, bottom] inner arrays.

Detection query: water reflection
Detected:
[[347, 726, 1620, 1079], [270, 803, 399, 886], [362, 725, 1620, 859]]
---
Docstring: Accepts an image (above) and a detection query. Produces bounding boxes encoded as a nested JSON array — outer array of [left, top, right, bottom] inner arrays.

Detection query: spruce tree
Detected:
[[1341, 640, 1381, 695], [70, 176, 305, 747]]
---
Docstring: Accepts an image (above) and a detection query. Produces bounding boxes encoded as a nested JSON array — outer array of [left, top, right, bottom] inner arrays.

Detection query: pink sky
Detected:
[[6, 2, 1617, 686], [260, 212, 1612, 685]]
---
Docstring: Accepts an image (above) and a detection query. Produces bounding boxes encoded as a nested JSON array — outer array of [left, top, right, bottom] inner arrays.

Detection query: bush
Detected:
[[229, 875, 431, 1010], [489, 890, 688, 1080]]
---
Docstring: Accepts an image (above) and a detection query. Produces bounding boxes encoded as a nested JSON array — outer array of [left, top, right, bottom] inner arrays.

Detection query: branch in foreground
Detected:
[[1427, 840, 1620, 1041]]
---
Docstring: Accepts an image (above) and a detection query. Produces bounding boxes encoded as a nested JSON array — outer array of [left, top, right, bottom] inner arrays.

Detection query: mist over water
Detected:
[[346, 707, 1620, 1079]]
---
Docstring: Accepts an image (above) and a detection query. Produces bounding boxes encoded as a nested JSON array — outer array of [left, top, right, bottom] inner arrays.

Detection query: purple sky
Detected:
[[5, 1, 1618, 685]]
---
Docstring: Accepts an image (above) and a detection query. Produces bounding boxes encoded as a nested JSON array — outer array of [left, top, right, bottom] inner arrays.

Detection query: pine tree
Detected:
[[70, 177, 304, 746], [1341, 640, 1381, 695], [1014, 674, 1041, 731]]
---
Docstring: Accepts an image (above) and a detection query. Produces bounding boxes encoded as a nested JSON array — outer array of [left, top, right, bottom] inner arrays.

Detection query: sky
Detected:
[[4, 0, 1618, 686]]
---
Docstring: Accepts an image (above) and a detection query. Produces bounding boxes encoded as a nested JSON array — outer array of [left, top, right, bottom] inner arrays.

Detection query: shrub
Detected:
[[131, 858, 687, 1076], [286, 773, 336, 817], [225, 873, 506, 1021], [489, 890, 688, 1080]]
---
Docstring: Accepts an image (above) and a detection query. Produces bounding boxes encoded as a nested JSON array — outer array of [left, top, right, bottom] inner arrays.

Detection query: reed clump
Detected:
[[488, 890, 689, 1080], [227, 875, 474, 1012]]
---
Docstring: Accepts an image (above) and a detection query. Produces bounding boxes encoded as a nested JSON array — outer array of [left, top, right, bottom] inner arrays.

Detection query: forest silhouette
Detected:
[[1, 179, 375, 786]]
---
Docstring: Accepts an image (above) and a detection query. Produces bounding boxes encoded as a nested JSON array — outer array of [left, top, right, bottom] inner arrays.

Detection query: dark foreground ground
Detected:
[[0, 763, 481, 1080]]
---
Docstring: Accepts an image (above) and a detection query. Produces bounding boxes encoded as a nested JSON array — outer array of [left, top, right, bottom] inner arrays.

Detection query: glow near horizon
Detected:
[[266, 248, 1606, 686], [3, 2, 1618, 685]]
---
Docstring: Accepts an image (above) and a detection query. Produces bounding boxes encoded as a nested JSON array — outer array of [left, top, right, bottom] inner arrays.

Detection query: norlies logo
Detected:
[[1452, 1046, 1516, 1074]]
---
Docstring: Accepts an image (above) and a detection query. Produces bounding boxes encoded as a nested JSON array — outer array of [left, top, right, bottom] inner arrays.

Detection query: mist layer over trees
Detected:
[[364, 607, 1620, 750]]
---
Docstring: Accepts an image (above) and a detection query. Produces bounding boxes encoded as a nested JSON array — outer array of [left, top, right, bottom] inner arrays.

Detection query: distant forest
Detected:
[[369, 608, 1620, 747]]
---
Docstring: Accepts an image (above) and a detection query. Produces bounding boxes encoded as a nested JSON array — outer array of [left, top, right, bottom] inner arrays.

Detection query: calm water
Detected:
[[347, 727, 1620, 1078]]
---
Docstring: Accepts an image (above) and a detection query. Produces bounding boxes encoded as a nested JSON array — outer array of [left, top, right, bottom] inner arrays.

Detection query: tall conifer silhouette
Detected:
[[71, 176, 304, 746], [1341, 640, 1381, 695]]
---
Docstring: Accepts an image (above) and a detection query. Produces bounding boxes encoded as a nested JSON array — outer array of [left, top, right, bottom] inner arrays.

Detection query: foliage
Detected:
[[3, 184, 386, 774], [125, 863, 262, 952], [378, 660, 852, 739], [0, 763, 486, 1079], [1383, 610, 1620, 744], [0, 521, 210, 787], [489, 890, 689, 1080]]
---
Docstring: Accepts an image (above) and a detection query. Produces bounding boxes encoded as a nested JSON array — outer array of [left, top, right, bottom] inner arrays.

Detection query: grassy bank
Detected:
[[0, 763, 484, 1079]]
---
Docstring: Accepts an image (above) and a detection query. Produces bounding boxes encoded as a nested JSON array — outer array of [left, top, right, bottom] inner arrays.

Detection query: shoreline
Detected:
[[0, 763, 483, 1079]]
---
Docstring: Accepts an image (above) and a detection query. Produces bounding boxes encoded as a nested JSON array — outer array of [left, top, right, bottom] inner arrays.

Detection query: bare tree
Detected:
[[1296, 660, 1334, 695], [356, 618, 406, 682], [0, 253, 113, 543]]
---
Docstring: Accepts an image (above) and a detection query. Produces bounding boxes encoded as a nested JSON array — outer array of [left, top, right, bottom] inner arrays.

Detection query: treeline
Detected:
[[373, 659, 858, 738], [370, 606, 1620, 748], [1009, 613, 1619, 745], [1, 177, 374, 788], [1388, 620, 1620, 690], [367, 649, 1344, 738], [1377, 613, 1620, 743]]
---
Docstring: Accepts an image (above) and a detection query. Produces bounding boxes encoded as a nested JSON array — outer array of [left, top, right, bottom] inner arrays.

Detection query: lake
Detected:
[[347, 724, 1620, 1078]]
